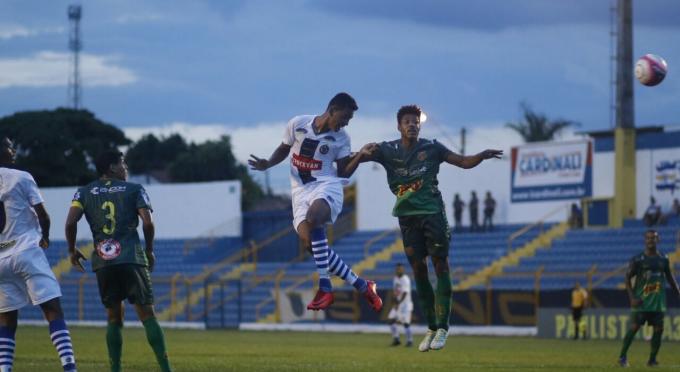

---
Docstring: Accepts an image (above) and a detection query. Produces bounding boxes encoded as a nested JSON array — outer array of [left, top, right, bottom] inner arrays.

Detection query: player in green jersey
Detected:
[[65, 151, 172, 372], [347, 105, 501, 351], [618, 229, 680, 367]]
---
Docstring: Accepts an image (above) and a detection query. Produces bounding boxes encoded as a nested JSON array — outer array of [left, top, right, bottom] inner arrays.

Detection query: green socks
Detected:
[[414, 274, 437, 330], [650, 329, 663, 362], [106, 322, 123, 372], [435, 271, 452, 330], [142, 317, 172, 372], [619, 328, 637, 358]]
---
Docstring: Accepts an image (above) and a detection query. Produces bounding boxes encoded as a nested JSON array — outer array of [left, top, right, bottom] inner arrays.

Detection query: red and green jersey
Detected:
[[372, 139, 450, 217], [628, 251, 671, 313], [72, 179, 152, 271]]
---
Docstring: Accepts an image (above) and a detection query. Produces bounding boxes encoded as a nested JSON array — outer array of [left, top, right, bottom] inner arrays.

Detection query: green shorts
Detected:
[[631, 311, 664, 327], [397, 211, 451, 264], [95, 264, 154, 308]]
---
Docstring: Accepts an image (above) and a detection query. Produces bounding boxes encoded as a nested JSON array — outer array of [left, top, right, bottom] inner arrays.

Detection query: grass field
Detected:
[[10, 326, 680, 371]]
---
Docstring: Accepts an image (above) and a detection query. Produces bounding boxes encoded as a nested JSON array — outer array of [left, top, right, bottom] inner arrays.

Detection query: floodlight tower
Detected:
[[67, 5, 82, 109], [612, 0, 636, 227]]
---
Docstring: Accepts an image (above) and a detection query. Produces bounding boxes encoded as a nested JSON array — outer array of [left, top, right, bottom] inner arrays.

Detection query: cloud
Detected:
[[114, 13, 166, 24], [311, 0, 680, 31], [0, 24, 64, 40], [0, 51, 137, 88]]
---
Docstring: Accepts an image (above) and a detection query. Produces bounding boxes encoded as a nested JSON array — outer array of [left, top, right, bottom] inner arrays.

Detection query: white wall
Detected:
[[41, 180, 242, 240]]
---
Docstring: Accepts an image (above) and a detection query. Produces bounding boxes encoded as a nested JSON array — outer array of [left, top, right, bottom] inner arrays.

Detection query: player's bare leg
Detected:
[[134, 304, 172, 372], [37, 298, 78, 372]]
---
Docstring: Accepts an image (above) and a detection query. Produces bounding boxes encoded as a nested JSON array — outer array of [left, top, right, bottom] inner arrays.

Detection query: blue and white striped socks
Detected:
[[311, 228, 332, 292], [0, 326, 15, 372], [49, 319, 77, 372], [328, 248, 368, 293]]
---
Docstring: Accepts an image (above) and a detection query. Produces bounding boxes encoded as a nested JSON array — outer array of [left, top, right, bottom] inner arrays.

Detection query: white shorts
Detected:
[[0, 246, 62, 312], [388, 303, 413, 324], [291, 180, 344, 231]]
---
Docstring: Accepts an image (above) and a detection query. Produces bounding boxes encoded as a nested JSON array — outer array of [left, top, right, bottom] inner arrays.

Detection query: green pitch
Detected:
[[11, 326, 680, 371]]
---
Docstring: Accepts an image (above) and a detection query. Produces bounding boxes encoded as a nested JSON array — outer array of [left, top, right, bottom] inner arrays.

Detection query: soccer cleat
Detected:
[[306, 290, 334, 311], [647, 359, 659, 367], [390, 338, 401, 347], [429, 328, 449, 350], [362, 280, 383, 312], [418, 330, 435, 352], [405, 341, 413, 347], [618, 357, 629, 367]]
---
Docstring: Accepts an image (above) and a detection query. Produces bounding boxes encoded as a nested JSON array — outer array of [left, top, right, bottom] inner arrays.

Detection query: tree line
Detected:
[[0, 108, 264, 209]]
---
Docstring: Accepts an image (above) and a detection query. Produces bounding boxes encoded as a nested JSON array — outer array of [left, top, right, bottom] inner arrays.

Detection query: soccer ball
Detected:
[[635, 54, 668, 86]]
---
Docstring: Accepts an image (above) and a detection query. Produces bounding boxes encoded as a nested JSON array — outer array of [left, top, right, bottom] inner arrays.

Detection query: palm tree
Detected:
[[505, 103, 579, 142]]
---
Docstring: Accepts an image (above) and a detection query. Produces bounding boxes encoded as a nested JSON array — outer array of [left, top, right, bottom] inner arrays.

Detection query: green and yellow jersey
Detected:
[[72, 179, 152, 271], [628, 251, 671, 313], [372, 138, 450, 217]]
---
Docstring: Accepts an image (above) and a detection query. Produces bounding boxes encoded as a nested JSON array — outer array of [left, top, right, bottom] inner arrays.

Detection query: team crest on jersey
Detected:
[[417, 151, 427, 161], [319, 144, 329, 154], [97, 239, 122, 260]]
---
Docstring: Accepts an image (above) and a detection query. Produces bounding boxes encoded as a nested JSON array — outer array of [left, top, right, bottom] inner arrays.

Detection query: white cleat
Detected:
[[429, 328, 449, 350], [418, 329, 436, 352]]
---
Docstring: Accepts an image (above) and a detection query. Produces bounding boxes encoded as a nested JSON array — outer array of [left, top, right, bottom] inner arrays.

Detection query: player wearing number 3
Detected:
[[65, 151, 172, 372]]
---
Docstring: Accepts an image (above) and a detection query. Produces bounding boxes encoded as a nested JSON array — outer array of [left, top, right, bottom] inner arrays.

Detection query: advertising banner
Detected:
[[537, 308, 680, 341], [511, 141, 592, 202]]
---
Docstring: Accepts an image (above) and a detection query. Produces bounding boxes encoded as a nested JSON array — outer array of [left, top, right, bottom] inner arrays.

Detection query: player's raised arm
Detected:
[[65, 205, 87, 272], [32, 203, 50, 249], [338, 143, 379, 178], [444, 149, 503, 169], [248, 142, 292, 171]]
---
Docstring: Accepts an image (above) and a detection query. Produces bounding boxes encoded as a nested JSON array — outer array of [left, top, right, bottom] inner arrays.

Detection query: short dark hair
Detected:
[[95, 150, 123, 176], [327, 92, 358, 111], [397, 105, 422, 124], [396, 263, 403, 267]]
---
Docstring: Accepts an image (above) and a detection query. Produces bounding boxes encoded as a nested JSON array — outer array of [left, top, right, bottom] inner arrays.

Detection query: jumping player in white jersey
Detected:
[[0, 137, 77, 372], [388, 263, 414, 347], [249, 92, 382, 312]]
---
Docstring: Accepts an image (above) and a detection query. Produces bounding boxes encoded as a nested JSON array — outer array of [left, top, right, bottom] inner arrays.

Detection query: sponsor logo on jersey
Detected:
[[292, 153, 322, 171], [295, 128, 308, 134], [319, 144, 329, 154], [396, 179, 423, 197], [97, 239, 122, 260], [417, 151, 427, 161], [72, 191, 80, 201], [323, 135, 336, 142], [90, 186, 127, 195], [140, 188, 151, 205]]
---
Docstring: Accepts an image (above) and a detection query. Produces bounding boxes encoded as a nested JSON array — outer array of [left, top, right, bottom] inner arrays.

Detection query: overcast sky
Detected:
[[1, 0, 679, 192]]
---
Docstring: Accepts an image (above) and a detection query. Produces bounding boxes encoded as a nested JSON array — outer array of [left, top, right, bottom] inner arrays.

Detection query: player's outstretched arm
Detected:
[[248, 143, 291, 171], [32, 203, 50, 249], [444, 149, 503, 169], [338, 143, 378, 178], [65, 206, 87, 272], [138, 208, 156, 272]]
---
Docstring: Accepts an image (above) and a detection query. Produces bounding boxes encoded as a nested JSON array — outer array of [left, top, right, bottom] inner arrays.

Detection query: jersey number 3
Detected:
[[101, 201, 116, 235]]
